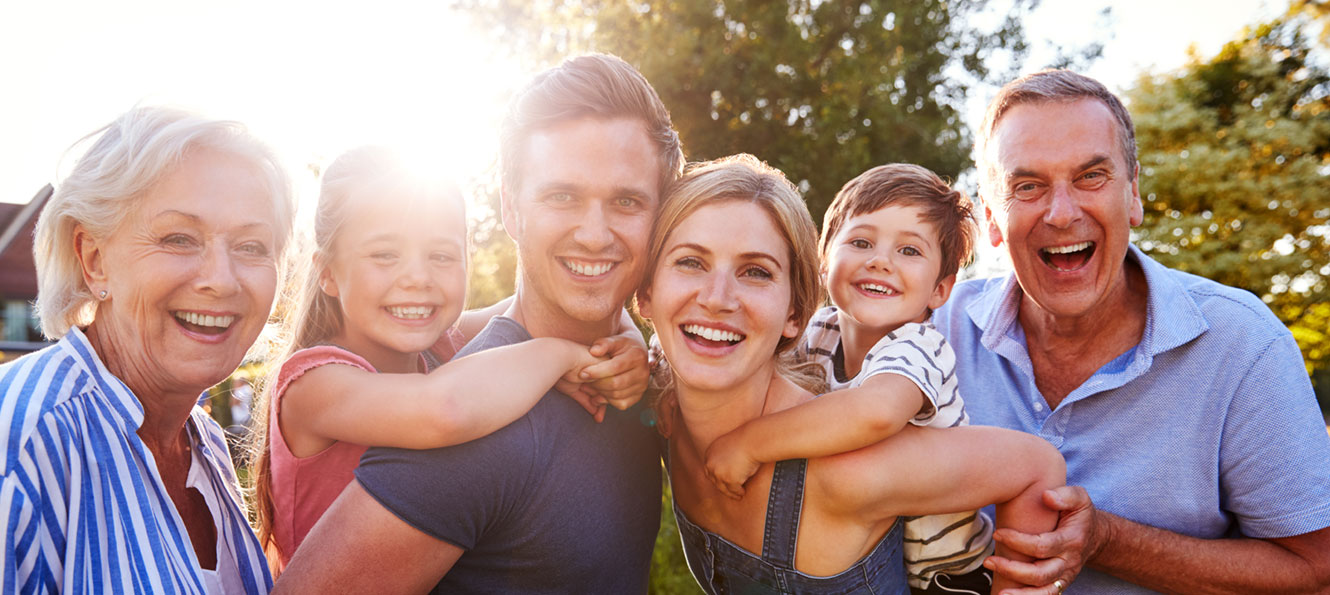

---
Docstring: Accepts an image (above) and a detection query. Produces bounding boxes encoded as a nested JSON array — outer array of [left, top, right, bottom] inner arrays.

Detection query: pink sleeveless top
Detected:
[[268, 329, 465, 566]]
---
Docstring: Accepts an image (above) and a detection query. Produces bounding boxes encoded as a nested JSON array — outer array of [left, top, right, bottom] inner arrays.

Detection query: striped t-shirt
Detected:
[[1, 328, 272, 594], [798, 307, 991, 587]]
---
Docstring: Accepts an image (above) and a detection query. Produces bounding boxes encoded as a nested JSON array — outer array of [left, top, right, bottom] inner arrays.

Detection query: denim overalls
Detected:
[[673, 459, 909, 594]]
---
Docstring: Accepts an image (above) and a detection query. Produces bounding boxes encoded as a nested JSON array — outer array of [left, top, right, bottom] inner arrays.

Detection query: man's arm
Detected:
[[986, 486, 1330, 595], [273, 480, 462, 594]]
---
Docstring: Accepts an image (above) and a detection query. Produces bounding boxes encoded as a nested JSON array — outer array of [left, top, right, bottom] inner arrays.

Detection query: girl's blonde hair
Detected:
[[246, 146, 465, 571], [639, 154, 825, 395]]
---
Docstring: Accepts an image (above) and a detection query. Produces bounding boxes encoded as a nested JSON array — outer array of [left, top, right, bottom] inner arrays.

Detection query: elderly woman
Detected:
[[638, 155, 1066, 594], [1, 107, 292, 593]]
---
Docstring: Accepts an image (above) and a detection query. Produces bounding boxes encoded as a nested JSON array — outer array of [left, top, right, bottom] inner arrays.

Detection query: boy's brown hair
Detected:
[[819, 164, 977, 281]]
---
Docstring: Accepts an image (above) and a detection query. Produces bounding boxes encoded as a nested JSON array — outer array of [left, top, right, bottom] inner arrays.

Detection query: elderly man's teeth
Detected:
[[1044, 241, 1093, 255], [176, 312, 235, 328], [563, 260, 613, 276], [859, 283, 895, 295], [387, 306, 435, 319], [683, 324, 744, 343]]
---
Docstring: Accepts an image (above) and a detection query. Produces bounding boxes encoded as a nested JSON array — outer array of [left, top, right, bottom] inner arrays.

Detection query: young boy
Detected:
[[704, 163, 993, 594]]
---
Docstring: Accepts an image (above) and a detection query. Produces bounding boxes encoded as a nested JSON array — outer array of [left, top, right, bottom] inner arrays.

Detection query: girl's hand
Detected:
[[555, 344, 609, 423], [576, 336, 649, 411], [704, 430, 759, 500]]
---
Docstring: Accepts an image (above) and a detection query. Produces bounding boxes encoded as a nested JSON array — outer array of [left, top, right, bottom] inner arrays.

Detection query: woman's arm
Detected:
[[280, 337, 603, 452], [705, 374, 926, 498], [817, 425, 1066, 593]]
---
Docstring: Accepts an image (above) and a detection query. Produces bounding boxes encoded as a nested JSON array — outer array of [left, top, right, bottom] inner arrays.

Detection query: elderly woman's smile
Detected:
[[85, 146, 279, 394]]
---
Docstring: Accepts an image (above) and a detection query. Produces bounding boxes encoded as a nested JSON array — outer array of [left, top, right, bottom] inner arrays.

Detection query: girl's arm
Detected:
[[705, 373, 926, 498], [462, 301, 649, 410], [818, 425, 1066, 594], [280, 337, 603, 452]]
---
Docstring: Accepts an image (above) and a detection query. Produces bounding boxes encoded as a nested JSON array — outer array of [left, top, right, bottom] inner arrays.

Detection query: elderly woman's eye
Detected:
[[162, 233, 196, 247], [237, 241, 270, 257]]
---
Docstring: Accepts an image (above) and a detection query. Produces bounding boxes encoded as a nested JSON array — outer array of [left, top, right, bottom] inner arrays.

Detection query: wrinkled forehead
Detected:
[[981, 99, 1126, 184]]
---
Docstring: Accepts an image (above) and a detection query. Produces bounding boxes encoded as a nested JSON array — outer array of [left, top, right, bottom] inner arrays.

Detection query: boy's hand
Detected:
[[704, 431, 759, 500], [576, 336, 649, 411]]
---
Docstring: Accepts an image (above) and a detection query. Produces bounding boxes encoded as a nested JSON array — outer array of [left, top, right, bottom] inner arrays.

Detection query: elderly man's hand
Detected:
[[985, 486, 1106, 595]]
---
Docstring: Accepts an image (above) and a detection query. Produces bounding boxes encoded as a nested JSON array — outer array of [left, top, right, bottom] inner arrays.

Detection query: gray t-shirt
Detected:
[[356, 317, 662, 593]]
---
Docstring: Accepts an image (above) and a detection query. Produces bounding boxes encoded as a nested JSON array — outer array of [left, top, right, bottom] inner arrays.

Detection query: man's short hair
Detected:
[[819, 164, 977, 282], [499, 53, 684, 196], [976, 69, 1138, 192]]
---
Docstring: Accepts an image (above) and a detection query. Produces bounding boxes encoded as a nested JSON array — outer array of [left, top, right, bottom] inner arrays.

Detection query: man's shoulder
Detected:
[[456, 316, 532, 357], [1157, 264, 1279, 321], [932, 275, 1008, 335]]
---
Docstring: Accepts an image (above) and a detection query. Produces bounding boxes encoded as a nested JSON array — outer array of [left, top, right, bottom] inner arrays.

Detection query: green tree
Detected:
[[455, 0, 1099, 222], [1128, 1, 1330, 380]]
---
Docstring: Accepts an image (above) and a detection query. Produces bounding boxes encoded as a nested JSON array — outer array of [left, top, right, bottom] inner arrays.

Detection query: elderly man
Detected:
[[275, 53, 683, 592], [933, 69, 1330, 593]]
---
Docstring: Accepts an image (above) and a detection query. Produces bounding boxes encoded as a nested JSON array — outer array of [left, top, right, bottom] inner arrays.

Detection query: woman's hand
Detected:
[[704, 431, 760, 500]]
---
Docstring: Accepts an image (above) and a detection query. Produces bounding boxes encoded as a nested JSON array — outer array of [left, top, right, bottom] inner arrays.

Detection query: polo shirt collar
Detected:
[[966, 244, 1208, 360]]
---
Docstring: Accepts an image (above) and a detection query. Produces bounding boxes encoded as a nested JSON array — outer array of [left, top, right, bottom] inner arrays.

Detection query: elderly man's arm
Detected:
[[986, 486, 1330, 594], [273, 480, 462, 594]]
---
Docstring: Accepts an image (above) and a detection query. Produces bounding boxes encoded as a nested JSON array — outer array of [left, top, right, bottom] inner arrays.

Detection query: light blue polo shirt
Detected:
[[933, 245, 1330, 594]]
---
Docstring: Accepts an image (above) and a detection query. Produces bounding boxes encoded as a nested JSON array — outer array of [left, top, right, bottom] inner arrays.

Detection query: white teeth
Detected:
[[563, 260, 613, 276], [682, 324, 744, 343], [1044, 241, 1093, 254], [176, 312, 235, 328], [859, 282, 896, 295], [387, 306, 435, 319]]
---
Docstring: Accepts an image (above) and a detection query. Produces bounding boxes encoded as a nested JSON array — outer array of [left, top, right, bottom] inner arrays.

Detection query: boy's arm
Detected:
[[705, 373, 926, 498], [281, 338, 605, 451]]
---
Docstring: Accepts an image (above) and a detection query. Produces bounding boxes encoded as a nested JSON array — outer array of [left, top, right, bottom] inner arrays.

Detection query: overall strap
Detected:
[[760, 458, 808, 568]]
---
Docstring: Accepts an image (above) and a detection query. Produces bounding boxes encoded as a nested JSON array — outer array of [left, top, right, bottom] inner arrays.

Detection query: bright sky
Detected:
[[0, 0, 1284, 210]]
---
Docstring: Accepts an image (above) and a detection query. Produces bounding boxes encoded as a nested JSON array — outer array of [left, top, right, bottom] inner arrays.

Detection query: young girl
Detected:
[[249, 146, 647, 571]]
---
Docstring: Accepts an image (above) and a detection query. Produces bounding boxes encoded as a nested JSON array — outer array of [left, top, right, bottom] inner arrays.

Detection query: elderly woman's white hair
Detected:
[[33, 106, 294, 339]]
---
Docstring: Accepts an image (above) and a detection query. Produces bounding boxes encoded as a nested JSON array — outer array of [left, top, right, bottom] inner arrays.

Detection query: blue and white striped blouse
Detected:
[[1, 328, 272, 594]]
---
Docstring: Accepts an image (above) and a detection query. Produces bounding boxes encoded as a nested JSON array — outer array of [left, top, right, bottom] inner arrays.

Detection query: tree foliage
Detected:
[[1128, 1, 1330, 375], [454, 0, 1100, 223]]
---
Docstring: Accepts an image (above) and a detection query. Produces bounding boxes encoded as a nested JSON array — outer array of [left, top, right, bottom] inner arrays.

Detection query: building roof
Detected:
[[0, 185, 52, 300]]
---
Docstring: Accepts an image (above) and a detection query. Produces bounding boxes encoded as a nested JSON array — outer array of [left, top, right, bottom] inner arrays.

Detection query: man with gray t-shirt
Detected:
[[275, 53, 685, 592]]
